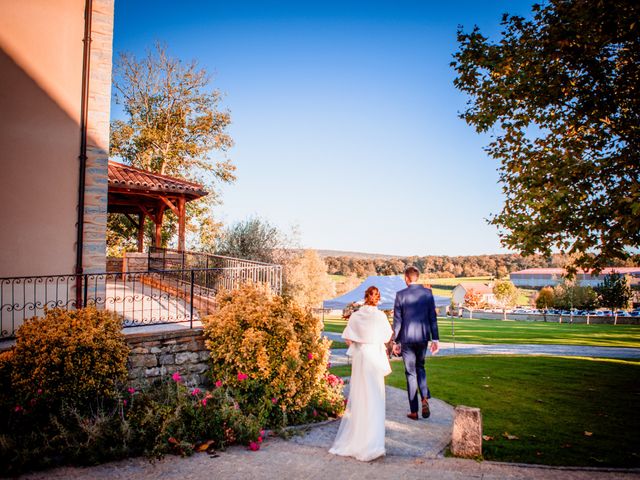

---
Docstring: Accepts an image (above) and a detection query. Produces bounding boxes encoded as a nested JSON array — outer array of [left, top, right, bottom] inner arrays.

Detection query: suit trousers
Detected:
[[401, 342, 431, 413]]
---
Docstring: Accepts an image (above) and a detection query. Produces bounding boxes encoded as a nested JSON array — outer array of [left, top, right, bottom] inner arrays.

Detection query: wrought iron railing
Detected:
[[148, 247, 283, 294], [0, 255, 282, 339]]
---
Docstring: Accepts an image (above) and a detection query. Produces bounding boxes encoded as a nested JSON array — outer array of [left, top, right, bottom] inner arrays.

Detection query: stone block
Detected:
[[175, 352, 200, 365], [149, 346, 162, 354], [159, 354, 175, 365], [198, 351, 211, 362], [451, 405, 482, 458], [187, 363, 209, 374], [130, 354, 158, 369], [130, 346, 148, 355]]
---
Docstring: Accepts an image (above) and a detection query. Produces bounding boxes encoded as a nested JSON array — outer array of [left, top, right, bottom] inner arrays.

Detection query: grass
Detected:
[[330, 355, 640, 467], [329, 340, 348, 350], [323, 315, 640, 348], [437, 317, 640, 348]]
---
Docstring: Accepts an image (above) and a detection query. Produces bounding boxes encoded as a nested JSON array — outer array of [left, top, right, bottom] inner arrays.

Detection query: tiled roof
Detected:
[[511, 267, 640, 276], [108, 161, 207, 197], [455, 282, 494, 294]]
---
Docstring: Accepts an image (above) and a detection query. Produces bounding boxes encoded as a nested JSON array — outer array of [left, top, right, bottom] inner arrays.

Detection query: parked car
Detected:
[[599, 310, 613, 316], [615, 311, 630, 317], [630, 311, 640, 317]]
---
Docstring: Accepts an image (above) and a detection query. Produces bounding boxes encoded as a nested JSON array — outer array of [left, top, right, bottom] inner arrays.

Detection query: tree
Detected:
[[493, 280, 519, 319], [284, 250, 336, 308], [464, 288, 483, 308], [597, 272, 632, 324], [452, 0, 640, 273], [535, 286, 555, 310], [109, 43, 235, 252], [215, 217, 288, 264]]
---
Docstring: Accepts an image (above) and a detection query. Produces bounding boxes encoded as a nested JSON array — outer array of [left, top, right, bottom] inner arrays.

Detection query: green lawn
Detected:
[[323, 316, 640, 348], [330, 355, 640, 467], [329, 340, 348, 350], [437, 317, 640, 348]]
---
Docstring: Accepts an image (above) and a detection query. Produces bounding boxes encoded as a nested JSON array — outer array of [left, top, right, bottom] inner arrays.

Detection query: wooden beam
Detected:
[[154, 204, 166, 247], [137, 212, 146, 252], [158, 195, 179, 216], [123, 213, 139, 230], [177, 197, 186, 252]]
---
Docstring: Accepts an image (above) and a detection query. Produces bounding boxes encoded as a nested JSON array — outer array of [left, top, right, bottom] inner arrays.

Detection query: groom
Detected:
[[392, 266, 440, 420]]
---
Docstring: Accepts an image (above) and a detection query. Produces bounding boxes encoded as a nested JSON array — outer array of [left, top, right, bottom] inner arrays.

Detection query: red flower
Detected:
[[36, 389, 43, 395], [271, 397, 278, 404], [257, 436, 263, 443], [123, 399, 128, 407], [172, 372, 182, 383], [237, 372, 248, 381], [260, 429, 265, 436], [307, 353, 314, 360], [128, 387, 136, 394], [14, 405, 23, 413], [215, 380, 223, 388], [191, 388, 201, 396], [313, 409, 318, 417], [202, 398, 207, 406], [249, 441, 260, 451]]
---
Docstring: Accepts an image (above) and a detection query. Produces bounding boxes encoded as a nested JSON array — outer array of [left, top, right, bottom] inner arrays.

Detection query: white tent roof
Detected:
[[323, 275, 450, 311]]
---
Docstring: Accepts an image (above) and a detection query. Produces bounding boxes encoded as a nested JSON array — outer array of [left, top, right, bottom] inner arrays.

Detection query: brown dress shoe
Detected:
[[422, 398, 431, 418], [407, 412, 419, 420]]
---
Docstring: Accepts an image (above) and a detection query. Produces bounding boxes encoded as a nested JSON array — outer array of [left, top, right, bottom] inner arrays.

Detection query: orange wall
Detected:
[[0, 0, 85, 276]]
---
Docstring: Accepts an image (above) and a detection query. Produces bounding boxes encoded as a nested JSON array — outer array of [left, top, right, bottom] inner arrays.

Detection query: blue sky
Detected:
[[112, 0, 535, 256]]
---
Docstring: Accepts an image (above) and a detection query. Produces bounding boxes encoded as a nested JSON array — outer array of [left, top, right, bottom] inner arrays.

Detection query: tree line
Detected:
[[324, 253, 574, 278]]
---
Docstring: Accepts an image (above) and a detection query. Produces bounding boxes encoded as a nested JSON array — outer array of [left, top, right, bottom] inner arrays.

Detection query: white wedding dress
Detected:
[[329, 305, 392, 462]]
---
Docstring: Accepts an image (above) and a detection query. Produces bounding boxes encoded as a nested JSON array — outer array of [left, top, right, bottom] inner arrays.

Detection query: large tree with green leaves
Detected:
[[452, 0, 640, 274], [108, 43, 235, 253]]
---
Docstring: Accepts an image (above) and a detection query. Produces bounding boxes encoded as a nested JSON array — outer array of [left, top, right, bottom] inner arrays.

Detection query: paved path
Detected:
[[323, 332, 640, 366], [291, 384, 454, 458]]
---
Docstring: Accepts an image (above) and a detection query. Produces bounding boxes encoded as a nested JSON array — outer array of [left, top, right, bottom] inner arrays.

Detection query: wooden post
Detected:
[[137, 212, 146, 252], [177, 197, 186, 252], [154, 204, 165, 248]]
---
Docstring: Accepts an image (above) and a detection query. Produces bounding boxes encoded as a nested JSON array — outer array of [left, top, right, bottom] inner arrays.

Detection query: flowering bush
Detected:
[[203, 283, 344, 426], [9, 307, 129, 408]]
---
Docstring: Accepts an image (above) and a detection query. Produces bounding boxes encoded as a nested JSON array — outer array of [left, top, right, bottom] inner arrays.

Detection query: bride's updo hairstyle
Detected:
[[364, 286, 381, 306]]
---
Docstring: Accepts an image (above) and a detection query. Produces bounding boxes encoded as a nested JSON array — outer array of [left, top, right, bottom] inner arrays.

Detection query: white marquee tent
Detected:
[[323, 275, 450, 311]]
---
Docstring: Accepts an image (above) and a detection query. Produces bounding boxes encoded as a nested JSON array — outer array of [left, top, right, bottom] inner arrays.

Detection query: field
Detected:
[[330, 355, 640, 467], [322, 315, 640, 348]]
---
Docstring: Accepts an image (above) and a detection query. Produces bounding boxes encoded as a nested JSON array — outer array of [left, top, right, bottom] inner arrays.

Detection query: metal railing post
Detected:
[[189, 269, 195, 329]]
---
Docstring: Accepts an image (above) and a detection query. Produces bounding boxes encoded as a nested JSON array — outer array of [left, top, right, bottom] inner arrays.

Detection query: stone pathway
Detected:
[[290, 385, 453, 458]]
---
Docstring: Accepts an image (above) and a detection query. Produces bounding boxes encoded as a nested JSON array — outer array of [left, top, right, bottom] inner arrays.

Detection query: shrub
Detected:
[[10, 307, 129, 408], [203, 283, 344, 426]]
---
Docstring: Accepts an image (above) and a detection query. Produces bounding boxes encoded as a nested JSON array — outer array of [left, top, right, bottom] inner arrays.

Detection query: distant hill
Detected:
[[317, 249, 404, 260]]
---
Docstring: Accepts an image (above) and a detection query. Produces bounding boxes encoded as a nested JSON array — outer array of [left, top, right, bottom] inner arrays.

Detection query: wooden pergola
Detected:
[[107, 161, 208, 252]]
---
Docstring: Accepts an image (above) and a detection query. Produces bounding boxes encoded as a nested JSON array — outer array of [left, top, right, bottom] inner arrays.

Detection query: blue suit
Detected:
[[393, 284, 439, 413]]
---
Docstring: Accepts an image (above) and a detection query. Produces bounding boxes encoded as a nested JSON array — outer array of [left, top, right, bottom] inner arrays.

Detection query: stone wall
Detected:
[[123, 252, 148, 272], [125, 328, 211, 388], [106, 256, 123, 273]]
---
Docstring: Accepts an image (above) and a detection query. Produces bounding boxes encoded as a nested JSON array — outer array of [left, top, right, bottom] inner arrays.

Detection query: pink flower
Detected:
[[215, 380, 223, 388], [14, 405, 23, 413], [172, 372, 182, 383], [128, 387, 136, 394], [313, 409, 318, 417], [271, 397, 278, 404], [249, 441, 260, 451], [191, 388, 201, 396], [237, 372, 248, 381], [260, 429, 265, 436], [37, 389, 43, 395], [307, 353, 314, 360], [257, 436, 263, 443], [29, 398, 37, 407], [123, 399, 128, 406], [202, 398, 207, 407], [327, 362, 332, 368]]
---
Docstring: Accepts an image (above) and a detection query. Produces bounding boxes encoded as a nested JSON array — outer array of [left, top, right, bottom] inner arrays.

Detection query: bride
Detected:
[[329, 286, 393, 461]]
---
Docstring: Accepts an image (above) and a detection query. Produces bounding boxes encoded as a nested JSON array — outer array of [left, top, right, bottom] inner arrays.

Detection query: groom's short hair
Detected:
[[404, 266, 420, 281]]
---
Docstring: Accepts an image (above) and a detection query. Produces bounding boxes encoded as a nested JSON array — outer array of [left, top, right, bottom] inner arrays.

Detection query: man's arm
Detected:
[[392, 293, 402, 354], [427, 295, 440, 354]]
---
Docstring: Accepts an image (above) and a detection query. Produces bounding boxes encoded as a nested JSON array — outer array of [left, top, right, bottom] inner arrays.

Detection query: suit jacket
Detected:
[[393, 284, 439, 344]]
